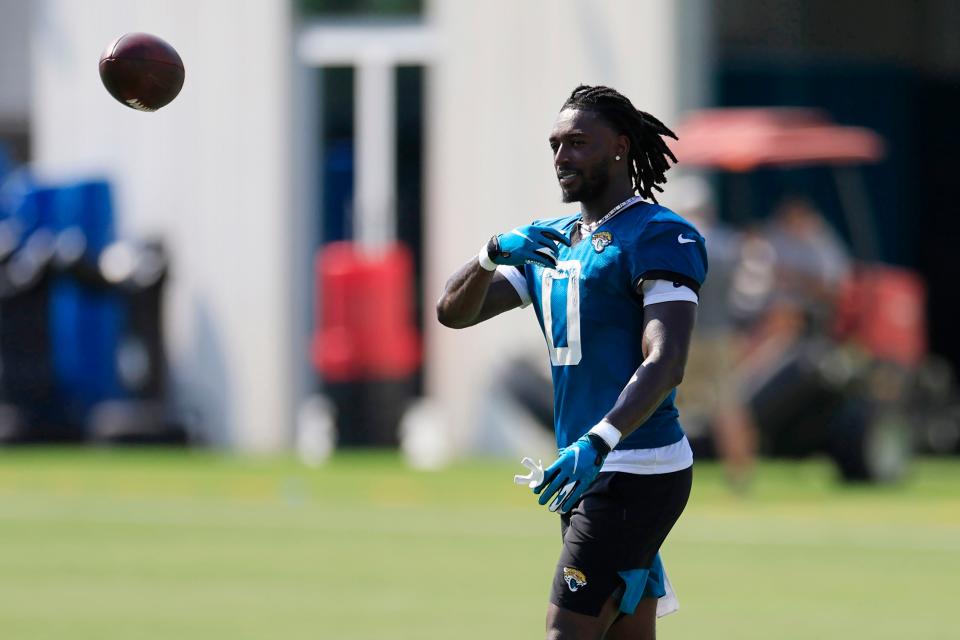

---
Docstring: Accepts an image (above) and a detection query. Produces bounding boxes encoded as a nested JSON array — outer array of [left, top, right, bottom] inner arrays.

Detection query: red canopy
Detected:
[[671, 108, 885, 171]]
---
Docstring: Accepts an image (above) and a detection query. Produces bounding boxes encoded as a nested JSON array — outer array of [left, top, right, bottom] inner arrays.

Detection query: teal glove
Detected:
[[486, 225, 571, 269], [534, 433, 611, 513]]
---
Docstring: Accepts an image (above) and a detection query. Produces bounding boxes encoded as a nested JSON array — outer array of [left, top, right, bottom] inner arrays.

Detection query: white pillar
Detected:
[[354, 54, 396, 249]]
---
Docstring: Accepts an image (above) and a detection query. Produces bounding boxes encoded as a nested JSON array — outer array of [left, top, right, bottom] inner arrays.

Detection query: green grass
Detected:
[[0, 449, 958, 639]]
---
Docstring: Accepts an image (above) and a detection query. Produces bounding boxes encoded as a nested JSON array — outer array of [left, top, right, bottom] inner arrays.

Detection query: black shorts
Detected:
[[550, 466, 693, 617]]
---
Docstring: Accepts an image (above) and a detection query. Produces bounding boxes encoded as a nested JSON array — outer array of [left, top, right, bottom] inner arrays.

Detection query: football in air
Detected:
[[99, 33, 185, 112]]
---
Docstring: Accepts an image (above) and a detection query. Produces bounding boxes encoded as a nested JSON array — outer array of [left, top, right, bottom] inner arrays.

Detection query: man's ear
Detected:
[[616, 134, 630, 160]]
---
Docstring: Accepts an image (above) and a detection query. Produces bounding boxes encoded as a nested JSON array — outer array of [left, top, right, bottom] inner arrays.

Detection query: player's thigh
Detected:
[[545, 596, 621, 640], [604, 597, 657, 640], [544, 593, 656, 640]]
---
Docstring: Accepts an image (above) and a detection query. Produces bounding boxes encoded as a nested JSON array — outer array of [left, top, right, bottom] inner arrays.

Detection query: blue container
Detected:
[[2, 180, 124, 426], [49, 181, 123, 416]]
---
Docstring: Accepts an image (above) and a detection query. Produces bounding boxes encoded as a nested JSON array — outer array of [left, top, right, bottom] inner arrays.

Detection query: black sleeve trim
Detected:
[[634, 270, 702, 294]]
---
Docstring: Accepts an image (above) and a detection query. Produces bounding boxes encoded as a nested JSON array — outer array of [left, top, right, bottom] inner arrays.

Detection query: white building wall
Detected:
[[424, 0, 695, 451], [31, 0, 296, 451]]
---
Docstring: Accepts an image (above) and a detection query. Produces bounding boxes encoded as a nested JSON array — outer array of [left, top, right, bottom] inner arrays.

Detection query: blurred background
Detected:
[[0, 1, 958, 638]]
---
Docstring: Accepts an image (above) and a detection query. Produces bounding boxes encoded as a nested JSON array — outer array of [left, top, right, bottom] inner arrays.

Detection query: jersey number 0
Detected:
[[541, 260, 582, 366]]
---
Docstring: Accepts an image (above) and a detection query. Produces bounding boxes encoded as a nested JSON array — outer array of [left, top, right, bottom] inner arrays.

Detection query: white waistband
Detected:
[[600, 436, 693, 475]]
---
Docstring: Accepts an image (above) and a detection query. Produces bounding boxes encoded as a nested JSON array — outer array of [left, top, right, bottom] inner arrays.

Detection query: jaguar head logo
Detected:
[[563, 567, 588, 592], [591, 231, 613, 253]]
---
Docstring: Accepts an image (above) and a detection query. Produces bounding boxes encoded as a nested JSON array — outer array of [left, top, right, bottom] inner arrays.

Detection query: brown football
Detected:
[[99, 33, 185, 112]]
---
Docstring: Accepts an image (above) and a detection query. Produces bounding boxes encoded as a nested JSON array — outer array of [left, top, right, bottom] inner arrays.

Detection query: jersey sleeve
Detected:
[[627, 221, 708, 294]]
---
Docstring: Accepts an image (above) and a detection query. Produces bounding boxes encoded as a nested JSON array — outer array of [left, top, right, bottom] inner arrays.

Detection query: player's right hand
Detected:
[[486, 225, 571, 268], [513, 457, 545, 489]]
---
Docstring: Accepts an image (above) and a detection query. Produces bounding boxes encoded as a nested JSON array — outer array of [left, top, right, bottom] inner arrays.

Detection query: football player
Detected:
[[437, 85, 707, 640]]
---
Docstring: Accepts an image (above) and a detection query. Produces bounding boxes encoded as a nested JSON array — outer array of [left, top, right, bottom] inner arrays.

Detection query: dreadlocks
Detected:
[[561, 85, 678, 203]]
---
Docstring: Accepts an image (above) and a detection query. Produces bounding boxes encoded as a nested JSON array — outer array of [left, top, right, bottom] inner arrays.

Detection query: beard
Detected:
[[560, 162, 610, 204]]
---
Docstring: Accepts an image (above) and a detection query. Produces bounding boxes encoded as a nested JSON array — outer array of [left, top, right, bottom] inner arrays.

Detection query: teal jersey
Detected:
[[518, 200, 707, 451]]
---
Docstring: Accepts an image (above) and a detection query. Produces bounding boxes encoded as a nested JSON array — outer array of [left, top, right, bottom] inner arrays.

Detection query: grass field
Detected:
[[1, 449, 958, 639]]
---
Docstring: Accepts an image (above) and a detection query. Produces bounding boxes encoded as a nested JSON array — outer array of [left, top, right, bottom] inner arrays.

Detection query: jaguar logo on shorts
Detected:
[[591, 231, 613, 253], [563, 567, 588, 592]]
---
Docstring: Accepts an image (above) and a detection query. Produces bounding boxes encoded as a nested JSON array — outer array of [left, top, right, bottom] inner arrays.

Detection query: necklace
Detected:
[[576, 195, 643, 234]]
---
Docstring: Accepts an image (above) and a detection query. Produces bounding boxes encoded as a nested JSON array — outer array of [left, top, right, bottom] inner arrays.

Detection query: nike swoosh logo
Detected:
[[677, 234, 696, 244], [572, 447, 580, 474], [512, 230, 532, 241], [550, 480, 578, 512]]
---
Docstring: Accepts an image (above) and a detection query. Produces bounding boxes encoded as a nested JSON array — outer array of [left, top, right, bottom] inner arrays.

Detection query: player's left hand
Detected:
[[533, 433, 611, 513]]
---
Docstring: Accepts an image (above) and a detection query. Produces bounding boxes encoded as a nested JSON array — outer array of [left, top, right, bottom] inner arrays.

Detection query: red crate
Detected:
[[312, 242, 421, 381]]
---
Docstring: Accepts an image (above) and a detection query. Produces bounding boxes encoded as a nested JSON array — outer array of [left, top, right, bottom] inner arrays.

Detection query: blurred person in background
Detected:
[[731, 196, 852, 395], [709, 195, 852, 489], [666, 177, 759, 490], [437, 85, 706, 640], [753, 196, 851, 329]]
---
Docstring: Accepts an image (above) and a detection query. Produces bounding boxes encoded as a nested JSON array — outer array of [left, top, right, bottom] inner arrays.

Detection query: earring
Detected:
[[615, 155, 621, 161]]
